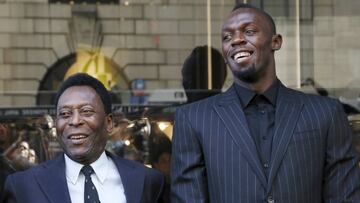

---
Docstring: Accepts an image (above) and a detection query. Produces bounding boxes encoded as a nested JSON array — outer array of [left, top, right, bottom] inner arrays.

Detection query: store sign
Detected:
[[0, 108, 56, 118], [0, 104, 175, 119]]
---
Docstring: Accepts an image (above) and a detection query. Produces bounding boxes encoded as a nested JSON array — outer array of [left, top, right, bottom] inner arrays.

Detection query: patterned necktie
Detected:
[[81, 165, 100, 203]]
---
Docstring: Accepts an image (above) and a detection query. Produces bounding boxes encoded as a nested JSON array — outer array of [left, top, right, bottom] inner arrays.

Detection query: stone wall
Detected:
[[0, 0, 359, 106]]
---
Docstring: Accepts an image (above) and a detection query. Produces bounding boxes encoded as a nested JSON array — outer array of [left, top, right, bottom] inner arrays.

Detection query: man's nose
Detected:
[[232, 31, 246, 45], [69, 111, 83, 126]]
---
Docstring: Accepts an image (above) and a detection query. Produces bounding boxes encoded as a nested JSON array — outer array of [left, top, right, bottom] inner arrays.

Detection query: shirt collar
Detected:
[[234, 83, 256, 108], [64, 151, 109, 185], [261, 79, 279, 106], [235, 79, 279, 108]]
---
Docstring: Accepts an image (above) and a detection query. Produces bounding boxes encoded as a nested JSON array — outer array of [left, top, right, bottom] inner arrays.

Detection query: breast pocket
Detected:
[[290, 129, 322, 146], [293, 129, 320, 141]]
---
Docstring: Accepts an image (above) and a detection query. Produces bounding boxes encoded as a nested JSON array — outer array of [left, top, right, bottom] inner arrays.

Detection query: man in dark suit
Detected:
[[2, 73, 164, 203], [171, 3, 360, 203]]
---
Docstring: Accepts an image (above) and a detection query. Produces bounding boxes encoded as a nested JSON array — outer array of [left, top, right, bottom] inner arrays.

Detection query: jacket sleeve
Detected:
[[140, 167, 165, 203], [323, 100, 360, 202], [171, 107, 209, 203]]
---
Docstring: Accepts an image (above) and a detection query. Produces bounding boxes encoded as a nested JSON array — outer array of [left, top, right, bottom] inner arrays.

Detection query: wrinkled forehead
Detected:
[[59, 85, 96, 99], [222, 7, 273, 32], [57, 86, 101, 108]]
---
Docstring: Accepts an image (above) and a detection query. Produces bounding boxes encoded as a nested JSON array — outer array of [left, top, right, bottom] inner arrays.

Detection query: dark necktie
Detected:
[[81, 165, 100, 203]]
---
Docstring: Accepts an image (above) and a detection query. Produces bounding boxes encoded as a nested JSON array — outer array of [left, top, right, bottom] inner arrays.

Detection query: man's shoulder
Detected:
[[285, 87, 341, 111], [288, 87, 338, 102], [7, 157, 60, 179], [178, 90, 226, 110]]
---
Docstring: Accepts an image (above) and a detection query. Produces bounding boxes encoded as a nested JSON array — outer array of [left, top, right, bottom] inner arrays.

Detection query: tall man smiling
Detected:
[[2, 73, 164, 203], [171, 3, 360, 203]]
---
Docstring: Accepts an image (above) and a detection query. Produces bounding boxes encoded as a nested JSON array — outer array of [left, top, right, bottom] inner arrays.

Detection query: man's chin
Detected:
[[66, 150, 89, 163], [233, 67, 259, 83], [238, 74, 260, 83]]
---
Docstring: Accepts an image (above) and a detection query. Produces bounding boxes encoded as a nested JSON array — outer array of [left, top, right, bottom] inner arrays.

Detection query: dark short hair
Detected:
[[232, 3, 277, 34], [182, 46, 227, 89], [54, 73, 112, 114], [182, 45, 227, 103]]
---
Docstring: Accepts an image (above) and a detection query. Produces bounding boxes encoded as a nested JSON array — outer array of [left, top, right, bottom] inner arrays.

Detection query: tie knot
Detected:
[[81, 165, 95, 177]]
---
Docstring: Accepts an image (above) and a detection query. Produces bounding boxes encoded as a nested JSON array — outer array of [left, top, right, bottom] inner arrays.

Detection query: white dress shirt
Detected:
[[65, 152, 127, 203]]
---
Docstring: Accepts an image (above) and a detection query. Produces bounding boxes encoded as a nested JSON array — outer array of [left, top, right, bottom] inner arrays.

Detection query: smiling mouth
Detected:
[[69, 134, 87, 139], [232, 51, 253, 63], [68, 134, 89, 144]]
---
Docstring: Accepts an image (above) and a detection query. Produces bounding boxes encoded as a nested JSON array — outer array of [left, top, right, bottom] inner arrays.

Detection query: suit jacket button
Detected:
[[267, 195, 274, 203]]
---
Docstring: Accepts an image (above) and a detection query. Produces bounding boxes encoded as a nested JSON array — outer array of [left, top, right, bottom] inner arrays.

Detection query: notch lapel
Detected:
[[35, 155, 72, 203], [213, 86, 267, 189], [267, 85, 303, 191], [108, 152, 145, 203]]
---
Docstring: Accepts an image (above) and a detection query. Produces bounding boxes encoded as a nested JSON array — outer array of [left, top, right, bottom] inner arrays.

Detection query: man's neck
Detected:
[[234, 76, 276, 94]]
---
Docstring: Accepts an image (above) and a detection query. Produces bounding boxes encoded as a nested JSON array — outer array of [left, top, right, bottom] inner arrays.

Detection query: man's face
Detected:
[[153, 152, 171, 182], [153, 152, 171, 175], [221, 8, 282, 83], [19, 141, 30, 158], [56, 86, 113, 165]]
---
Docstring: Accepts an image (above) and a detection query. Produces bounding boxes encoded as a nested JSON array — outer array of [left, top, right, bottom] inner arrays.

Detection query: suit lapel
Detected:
[[35, 153, 145, 203], [108, 152, 145, 203], [213, 86, 267, 188], [35, 155, 72, 203], [267, 84, 303, 191]]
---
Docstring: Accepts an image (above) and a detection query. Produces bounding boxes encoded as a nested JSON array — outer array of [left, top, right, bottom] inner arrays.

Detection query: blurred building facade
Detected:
[[0, 0, 359, 106]]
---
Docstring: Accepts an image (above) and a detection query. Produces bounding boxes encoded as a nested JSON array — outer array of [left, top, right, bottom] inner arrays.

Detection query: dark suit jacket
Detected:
[[2, 152, 164, 203], [171, 83, 360, 203]]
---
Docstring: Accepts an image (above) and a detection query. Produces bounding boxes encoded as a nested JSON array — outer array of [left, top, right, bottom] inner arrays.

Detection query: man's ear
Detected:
[[106, 114, 114, 133], [272, 34, 282, 51]]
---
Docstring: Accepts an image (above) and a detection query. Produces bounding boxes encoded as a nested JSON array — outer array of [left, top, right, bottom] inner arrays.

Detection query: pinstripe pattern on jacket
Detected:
[[171, 83, 360, 203]]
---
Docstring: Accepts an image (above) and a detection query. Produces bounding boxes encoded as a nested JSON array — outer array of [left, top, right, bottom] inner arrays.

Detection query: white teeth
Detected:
[[234, 52, 251, 60], [70, 135, 87, 140]]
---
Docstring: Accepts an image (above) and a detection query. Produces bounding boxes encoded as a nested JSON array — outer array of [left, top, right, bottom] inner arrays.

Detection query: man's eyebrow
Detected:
[[57, 103, 93, 110], [57, 105, 70, 109], [222, 22, 255, 31]]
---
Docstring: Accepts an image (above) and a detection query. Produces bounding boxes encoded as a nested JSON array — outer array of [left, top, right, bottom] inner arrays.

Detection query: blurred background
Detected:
[[0, 0, 360, 200]]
